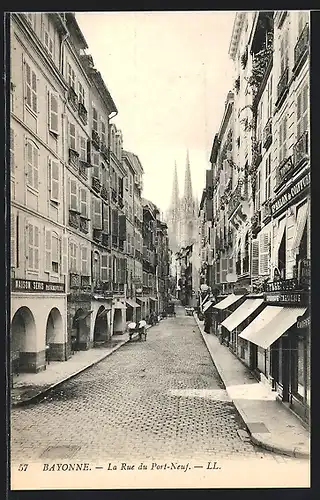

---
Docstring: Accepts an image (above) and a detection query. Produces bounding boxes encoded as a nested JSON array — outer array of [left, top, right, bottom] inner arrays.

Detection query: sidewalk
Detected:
[[11, 327, 151, 407], [194, 314, 310, 459]]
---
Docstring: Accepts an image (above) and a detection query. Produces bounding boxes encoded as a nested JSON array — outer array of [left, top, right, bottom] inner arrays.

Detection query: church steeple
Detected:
[[170, 161, 180, 215], [183, 149, 193, 205]]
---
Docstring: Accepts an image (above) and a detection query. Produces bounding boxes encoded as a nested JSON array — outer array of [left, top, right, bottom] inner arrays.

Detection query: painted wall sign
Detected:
[[271, 172, 310, 215], [12, 278, 65, 293], [264, 292, 304, 304]]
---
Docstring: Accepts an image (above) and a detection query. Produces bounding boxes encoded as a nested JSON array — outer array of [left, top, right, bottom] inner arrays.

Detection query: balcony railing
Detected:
[[263, 118, 272, 150], [92, 176, 101, 193], [78, 102, 88, 125], [228, 183, 243, 218], [119, 240, 124, 251], [67, 87, 78, 111], [81, 275, 91, 289], [101, 143, 110, 162], [69, 148, 79, 167], [93, 282, 113, 297], [70, 272, 81, 289], [294, 24, 309, 72], [101, 185, 109, 201], [251, 210, 261, 236], [92, 228, 102, 243], [79, 216, 89, 234], [261, 199, 272, 223], [111, 188, 117, 203], [276, 156, 294, 187], [264, 277, 300, 292], [79, 160, 88, 179], [277, 67, 289, 104], [92, 129, 100, 149], [69, 210, 80, 229], [101, 232, 110, 248], [118, 197, 124, 209], [253, 140, 262, 166], [293, 130, 309, 169], [112, 235, 118, 248]]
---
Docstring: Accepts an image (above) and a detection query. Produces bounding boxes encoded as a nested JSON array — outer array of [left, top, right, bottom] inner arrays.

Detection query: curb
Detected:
[[193, 313, 310, 459], [12, 331, 141, 407]]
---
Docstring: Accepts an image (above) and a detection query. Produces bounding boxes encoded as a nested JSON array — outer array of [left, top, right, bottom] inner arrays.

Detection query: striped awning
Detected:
[[126, 299, 140, 308]]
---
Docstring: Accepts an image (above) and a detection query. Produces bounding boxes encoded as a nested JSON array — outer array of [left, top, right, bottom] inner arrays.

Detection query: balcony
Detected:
[[112, 235, 118, 248], [228, 183, 243, 218], [67, 86, 78, 111], [93, 228, 102, 243], [79, 161, 88, 179], [253, 140, 262, 167], [251, 210, 261, 237], [70, 272, 81, 289], [264, 278, 299, 293], [101, 232, 110, 248], [276, 156, 294, 188], [263, 118, 272, 150], [111, 188, 117, 203], [69, 148, 79, 168], [101, 143, 110, 163], [93, 281, 113, 297], [101, 185, 109, 201], [92, 129, 100, 150], [69, 210, 80, 229], [261, 199, 272, 223], [293, 130, 309, 169], [119, 240, 124, 252], [79, 216, 89, 234], [81, 275, 91, 289], [276, 67, 289, 107], [118, 197, 124, 209], [92, 176, 101, 193], [78, 102, 88, 125], [294, 24, 309, 75]]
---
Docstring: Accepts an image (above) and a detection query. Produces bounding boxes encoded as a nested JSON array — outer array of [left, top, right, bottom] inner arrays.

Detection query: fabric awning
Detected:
[[126, 299, 140, 308], [149, 297, 157, 302], [213, 294, 244, 311], [136, 297, 148, 303], [203, 300, 215, 313], [221, 299, 264, 332], [292, 201, 309, 254], [113, 302, 126, 310], [239, 306, 307, 349], [75, 310, 93, 321], [275, 217, 286, 254], [97, 307, 111, 319]]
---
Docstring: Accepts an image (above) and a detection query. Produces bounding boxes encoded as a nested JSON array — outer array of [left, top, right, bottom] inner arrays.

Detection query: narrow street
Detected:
[[11, 306, 300, 465]]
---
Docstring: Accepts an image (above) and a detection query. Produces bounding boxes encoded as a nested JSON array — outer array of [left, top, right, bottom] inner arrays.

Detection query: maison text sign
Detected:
[[264, 292, 304, 304], [12, 279, 65, 293], [271, 172, 310, 215]]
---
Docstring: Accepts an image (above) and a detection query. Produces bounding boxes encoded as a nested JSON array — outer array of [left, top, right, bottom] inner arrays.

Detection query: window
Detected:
[[92, 106, 98, 132], [280, 29, 289, 75], [10, 129, 15, 174], [80, 188, 88, 217], [81, 246, 88, 275], [297, 82, 309, 139], [79, 136, 87, 161], [255, 169, 261, 211], [49, 158, 59, 202], [92, 198, 102, 229], [25, 61, 37, 114], [26, 140, 39, 190], [51, 232, 59, 273], [27, 222, 39, 271], [101, 254, 108, 282], [129, 175, 133, 196], [78, 81, 85, 105], [101, 119, 106, 145], [69, 179, 78, 211], [279, 116, 287, 163], [69, 241, 77, 272], [103, 203, 109, 233], [49, 92, 58, 135], [92, 152, 100, 179], [44, 27, 54, 58], [257, 101, 263, 142], [259, 231, 270, 275], [67, 63, 75, 89], [267, 76, 273, 118], [68, 123, 76, 151], [92, 252, 100, 282], [264, 154, 271, 201]]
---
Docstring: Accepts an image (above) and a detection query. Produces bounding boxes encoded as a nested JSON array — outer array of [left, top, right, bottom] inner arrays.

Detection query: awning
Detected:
[[292, 201, 309, 255], [275, 217, 286, 254], [203, 300, 215, 313], [239, 306, 307, 349], [149, 297, 158, 302], [75, 310, 93, 321], [113, 302, 126, 310], [213, 294, 244, 311], [136, 297, 148, 303], [221, 299, 264, 332], [126, 299, 140, 308]]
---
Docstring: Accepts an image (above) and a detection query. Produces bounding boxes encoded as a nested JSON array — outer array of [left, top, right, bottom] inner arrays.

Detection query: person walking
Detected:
[[204, 311, 212, 334]]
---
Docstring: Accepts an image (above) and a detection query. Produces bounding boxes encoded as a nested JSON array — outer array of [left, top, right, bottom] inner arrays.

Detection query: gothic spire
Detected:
[[170, 161, 180, 214], [183, 149, 193, 204]]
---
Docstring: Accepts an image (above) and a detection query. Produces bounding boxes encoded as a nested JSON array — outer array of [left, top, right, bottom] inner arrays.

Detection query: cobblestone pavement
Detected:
[[11, 308, 308, 468]]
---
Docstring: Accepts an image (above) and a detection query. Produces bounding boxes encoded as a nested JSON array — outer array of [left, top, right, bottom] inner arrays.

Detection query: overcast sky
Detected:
[[76, 11, 235, 214]]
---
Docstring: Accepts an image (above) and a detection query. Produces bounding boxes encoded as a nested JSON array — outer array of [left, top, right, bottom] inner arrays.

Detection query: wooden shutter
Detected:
[[81, 246, 88, 275], [119, 214, 127, 241], [221, 257, 228, 283], [70, 179, 78, 210], [45, 228, 52, 272], [251, 239, 259, 277], [61, 234, 68, 275], [101, 254, 108, 282], [87, 139, 91, 164], [103, 203, 109, 233], [50, 159, 60, 202], [259, 232, 270, 275], [92, 198, 102, 229], [80, 188, 87, 217], [108, 254, 112, 282], [49, 92, 58, 135]]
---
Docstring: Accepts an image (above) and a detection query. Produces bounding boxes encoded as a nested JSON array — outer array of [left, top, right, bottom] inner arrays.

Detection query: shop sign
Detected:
[[12, 278, 65, 293], [264, 292, 304, 304], [297, 316, 310, 329], [271, 172, 310, 215], [299, 259, 310, 288]]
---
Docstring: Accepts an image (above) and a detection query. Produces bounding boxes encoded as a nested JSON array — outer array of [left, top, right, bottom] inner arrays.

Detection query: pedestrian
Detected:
[[204, 311, 212, 334]]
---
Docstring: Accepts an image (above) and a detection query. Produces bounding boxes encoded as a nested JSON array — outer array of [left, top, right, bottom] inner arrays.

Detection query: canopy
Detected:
[[221, 299, 264, 332], [149, 297, 158, 302], [97, 307, 111, 319], [239, 306, 307, 349], [75, 310, 93, 321], [213, 294, 245, 311], [136, 297, 148, 303], [113, 301, 126, 310], [203, 300, 214, 313], [292, 201, 309, 255], [126, 299, 140, 308]]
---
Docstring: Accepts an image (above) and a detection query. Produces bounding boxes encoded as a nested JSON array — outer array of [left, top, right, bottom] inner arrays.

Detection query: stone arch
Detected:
[[11, 307, 36, 374], [93, 306, 110, 344], [113, 308, 123, 334], [72, 308, 90, 352], [45, 307, 63, 361]]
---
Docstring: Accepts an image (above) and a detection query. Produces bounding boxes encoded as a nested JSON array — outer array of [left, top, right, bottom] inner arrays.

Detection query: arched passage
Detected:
[[71, 308, 92, 352], [45, 308, 63, 361], [113, 308, 123, 334], [93, 306, 110, 344], [11, 307, 36, 374]]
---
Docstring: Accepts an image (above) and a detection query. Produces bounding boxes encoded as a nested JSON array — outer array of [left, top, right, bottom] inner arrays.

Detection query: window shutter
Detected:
[[49, 93, 59, 135], [103, 203, 109, 233], [303, 84, 308, 133], [11, 212, 16, 267], [259, 232, 270, 275], [92, 198, 102, 229], [70, 179, 78, 211], [25, 62, 32, 108], [31, 70, 37, 113], [221, 257, 228, 283], [33, 145, 39, 189], [61, 234, 68, 275], [80, 188, 87, 217], [108, 255, 112, 282], [45, 228, 52, 272], [251, 239, 259, 277], [50, 159, 60, 202], [119, 214, 127, 241], [101, 254, 108, 282], [87, 139, 91, 164]]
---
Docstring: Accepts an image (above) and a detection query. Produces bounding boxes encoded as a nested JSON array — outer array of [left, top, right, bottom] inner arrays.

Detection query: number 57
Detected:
[[18, 464, 28, 471]]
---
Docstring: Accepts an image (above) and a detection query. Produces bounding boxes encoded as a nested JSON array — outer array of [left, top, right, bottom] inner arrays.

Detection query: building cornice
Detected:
[[228, 12, 245, 61]]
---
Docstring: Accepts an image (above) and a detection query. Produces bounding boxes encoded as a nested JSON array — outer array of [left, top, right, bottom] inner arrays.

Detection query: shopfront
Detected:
[[211, 293, 246, 341]]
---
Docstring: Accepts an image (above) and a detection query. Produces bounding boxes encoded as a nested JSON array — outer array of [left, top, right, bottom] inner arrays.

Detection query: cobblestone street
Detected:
[[11, 308, 305, 467]]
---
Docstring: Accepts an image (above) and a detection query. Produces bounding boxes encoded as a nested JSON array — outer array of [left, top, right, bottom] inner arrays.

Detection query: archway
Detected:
[[93, 306, 110, 344], [45, 308, 63, 361], [11, 307, 36, 374], [113, 308, 123, 334], [72, 308, 85, 352]]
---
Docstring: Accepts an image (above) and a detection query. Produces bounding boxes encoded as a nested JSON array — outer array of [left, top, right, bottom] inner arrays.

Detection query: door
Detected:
[[250, 343, 258, 371], [282, 335, 290, 402]]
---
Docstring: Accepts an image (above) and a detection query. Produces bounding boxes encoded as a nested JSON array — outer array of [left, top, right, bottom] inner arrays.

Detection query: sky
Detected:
[[76, 11, 235, 215]]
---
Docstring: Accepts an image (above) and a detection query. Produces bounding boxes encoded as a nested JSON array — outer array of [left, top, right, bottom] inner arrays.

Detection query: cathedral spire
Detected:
[[170, 161, 180, 214], [183, 149, 193, 204]]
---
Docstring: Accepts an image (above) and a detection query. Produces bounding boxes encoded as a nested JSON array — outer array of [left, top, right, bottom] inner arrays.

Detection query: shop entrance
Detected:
[[93, 306, 110, 344], [45, 307, 63, 362]]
